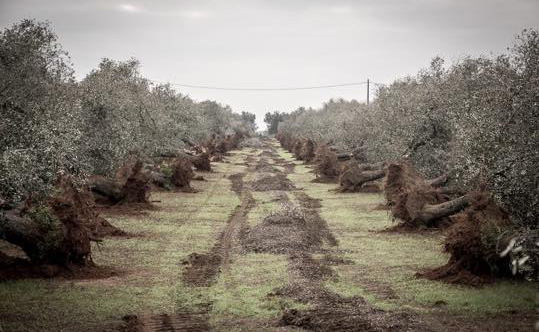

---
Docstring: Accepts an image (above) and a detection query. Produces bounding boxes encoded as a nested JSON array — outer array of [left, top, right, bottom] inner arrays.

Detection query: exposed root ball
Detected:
[[313, 145, 340, 179], [385, 162, 453, 228], [90, 159, 151, 205], [338, 161, 385, 193], [192, 152, 211, 172], [171, 157, 195, 192], [46, 176, 95, 266], [0, 175, 117, 269], [300, 139, 316, 163], [418, 193, 514, 286], [120, 160, 151, 204], [293, 140, 303, 159], [215, 139, 228, 154]]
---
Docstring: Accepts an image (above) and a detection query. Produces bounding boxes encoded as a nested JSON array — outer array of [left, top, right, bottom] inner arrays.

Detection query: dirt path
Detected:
[[126, 140, 535, 332], [251, 143, 428, 332], [129, 153, 257, 332], [1, 140, 535, 332], [181, 171, 254, 287]]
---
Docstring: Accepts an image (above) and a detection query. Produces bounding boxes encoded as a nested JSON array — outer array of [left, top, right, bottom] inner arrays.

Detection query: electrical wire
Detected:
[[148, 80, 369, 91]]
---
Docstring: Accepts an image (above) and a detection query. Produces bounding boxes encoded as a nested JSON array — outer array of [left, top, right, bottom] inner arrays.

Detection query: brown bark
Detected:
[[357, 162, 385, 172], [190, 152, 211, 172], [0, 208, 44, 262], [88, 176, 125, 204], [427, 173, 448, 187], [412, 194, 470, 223], [89, 160, 150, 204], [340, 168, 385, 191], [385, 162, 465, 228], [0, 207, 94, 266], [171, 157, 195, 192], [336, 153, 354, 161]]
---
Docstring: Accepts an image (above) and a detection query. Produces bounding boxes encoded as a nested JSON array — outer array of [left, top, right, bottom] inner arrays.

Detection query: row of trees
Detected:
[[0, 19, 256, 205], [264, 111, 288, 135], [277, 30, 538, 280], [278, 29, 538, 229]]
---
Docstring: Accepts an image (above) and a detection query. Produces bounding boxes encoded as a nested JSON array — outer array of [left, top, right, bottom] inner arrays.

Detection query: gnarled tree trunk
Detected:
[[410, 194, 470, 223], [89, 160, 150, 205], [385, 162, 468, 228], [339, 167, 385, 192]]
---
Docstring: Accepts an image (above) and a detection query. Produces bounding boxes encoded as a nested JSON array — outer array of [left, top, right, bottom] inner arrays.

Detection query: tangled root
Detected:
[[171, 157, 195, 192], [418, 192, 513, 286]]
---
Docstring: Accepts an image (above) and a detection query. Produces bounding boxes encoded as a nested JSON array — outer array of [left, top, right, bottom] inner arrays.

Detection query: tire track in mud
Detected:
[[127, 155, 254, 332], [257, 143, 429, 332], [182, 170, 254, 286], [124, 311, 211, 332]]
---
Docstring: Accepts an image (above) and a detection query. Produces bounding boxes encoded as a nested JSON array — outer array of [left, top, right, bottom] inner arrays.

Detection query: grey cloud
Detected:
[[0, 0, 537, 128]]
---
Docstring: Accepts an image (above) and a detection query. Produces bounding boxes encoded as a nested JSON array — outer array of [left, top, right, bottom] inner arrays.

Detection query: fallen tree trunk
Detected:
[[427, 173, 448, 187], [0, 177, 100, 266], [88, 176, 124, 204], [409, 194, 470, 223], [357, 162, 385, 172], [89, 160, 150, 205], [435, 187, 465, 196], [385, 162, 466, 228], [0, 206, 94, 267], [418, 192, 514, 286], [339, 168, 385, 192], [336, 153, 354, 161], [0, 208, 45, 262]]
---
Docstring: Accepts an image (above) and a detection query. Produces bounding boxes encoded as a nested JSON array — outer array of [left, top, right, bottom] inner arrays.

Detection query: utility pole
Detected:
[[366, 79, 370, 106]]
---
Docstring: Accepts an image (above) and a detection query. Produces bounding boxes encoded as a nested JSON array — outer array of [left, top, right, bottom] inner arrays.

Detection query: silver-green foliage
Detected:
[[1, 20, 254, 203], [0, 19, 86, 202], [279, 30, 538, 229]]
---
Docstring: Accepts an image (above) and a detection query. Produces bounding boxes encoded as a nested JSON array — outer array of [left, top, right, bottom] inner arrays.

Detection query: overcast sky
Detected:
[[1, 0, 538, 128]]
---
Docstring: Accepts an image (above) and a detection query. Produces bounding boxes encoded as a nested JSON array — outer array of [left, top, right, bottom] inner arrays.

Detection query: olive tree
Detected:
[[0, 20, 86, 203]]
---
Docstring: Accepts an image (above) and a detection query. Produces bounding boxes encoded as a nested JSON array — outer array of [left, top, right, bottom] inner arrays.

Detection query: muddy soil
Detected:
[[241, 204, 336, 254], [293, 191, 322, 209], [182, 172, 254, 286], [26, 140, 530, 332], [250, 173, 297, 191], [122, 307, 211, 332]]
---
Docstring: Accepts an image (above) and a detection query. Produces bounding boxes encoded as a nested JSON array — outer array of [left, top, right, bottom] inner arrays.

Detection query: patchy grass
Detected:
[[0, 157, 243, 332], [247, 191, 284, 226], [276, 144, 538, 317], [209, 253, 291, 319], [3, 143, 535, 332]]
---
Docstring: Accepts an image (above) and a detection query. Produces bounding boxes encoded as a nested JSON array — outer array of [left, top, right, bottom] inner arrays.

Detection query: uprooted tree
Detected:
[[0, 20, 255, 273], [0, 176, 125, 269], [418, 193, 516, 286], [384, 162, 469, 228], [276, 29, 539, 281]]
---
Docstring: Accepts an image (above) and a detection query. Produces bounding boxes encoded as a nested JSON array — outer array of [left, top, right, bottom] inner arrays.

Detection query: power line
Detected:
[[148, 80, 369, 91]]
